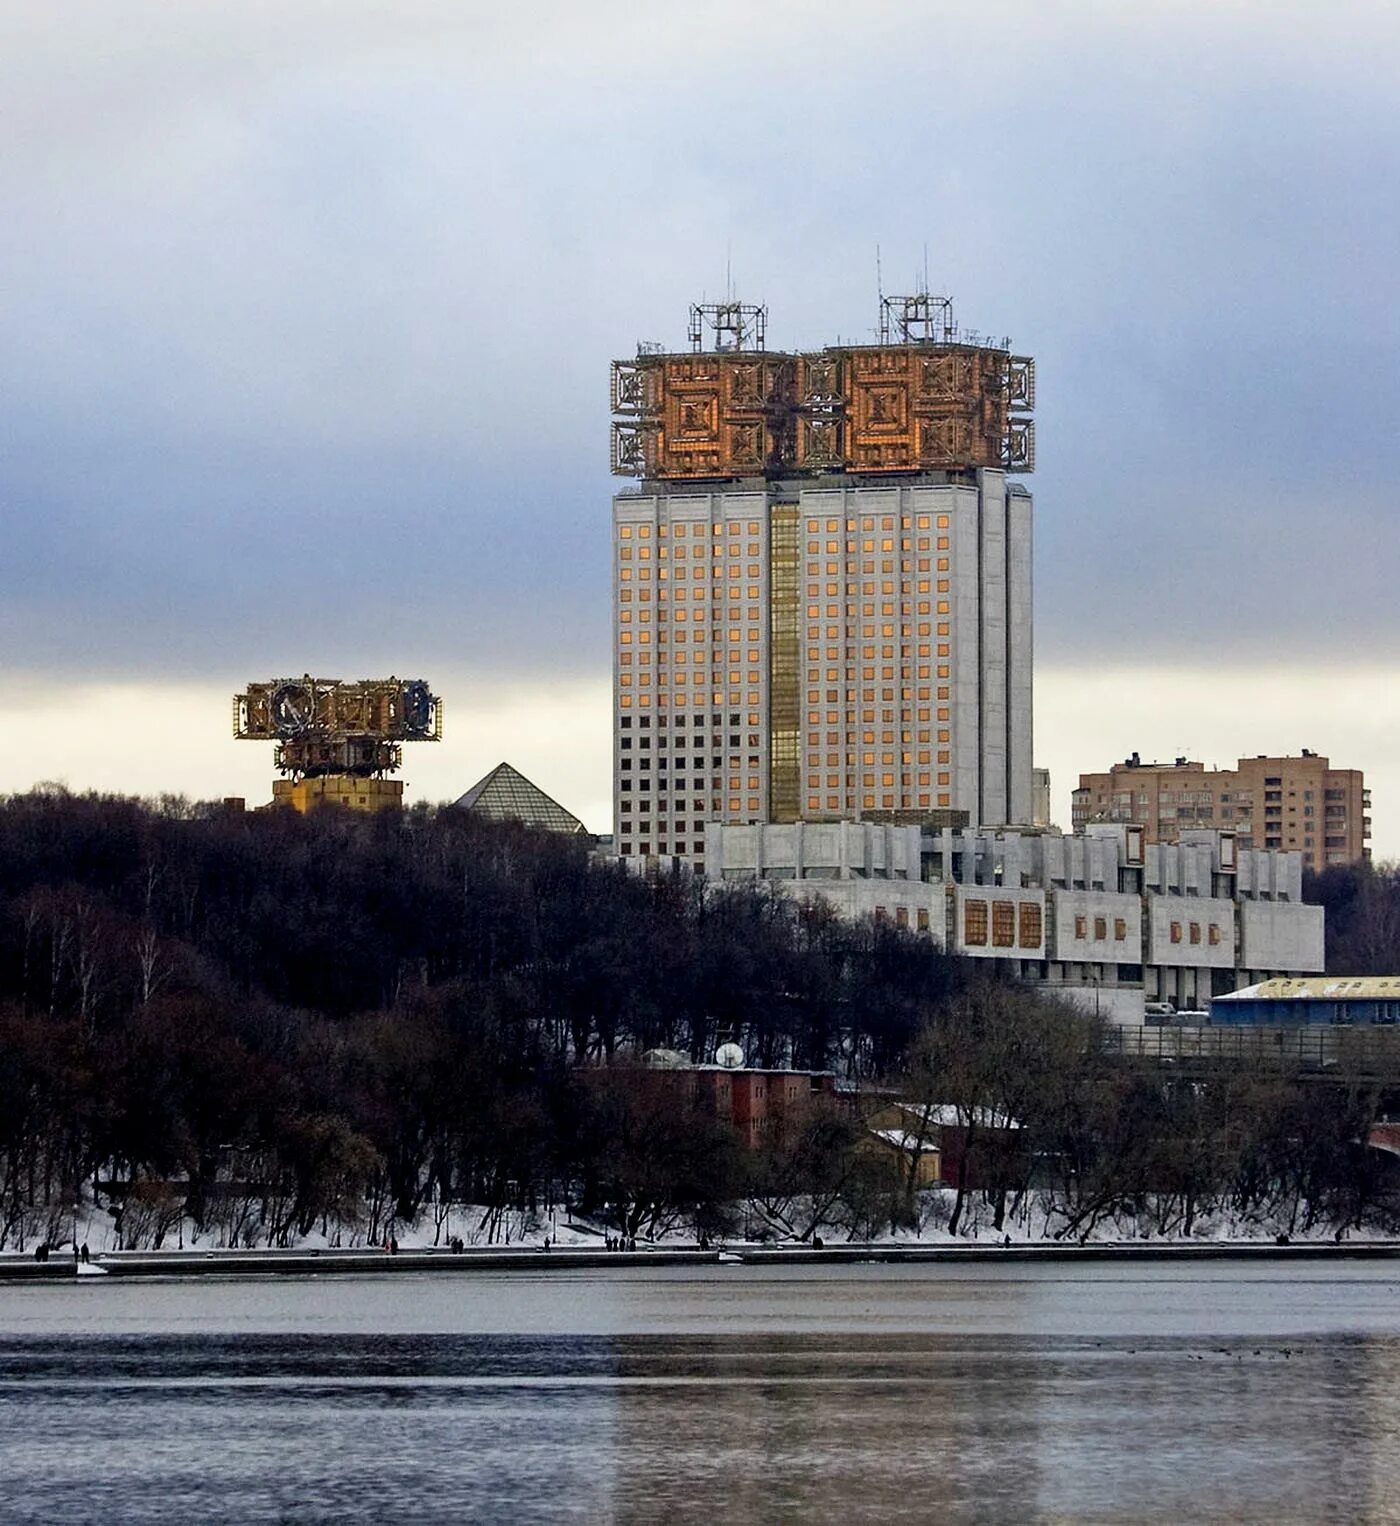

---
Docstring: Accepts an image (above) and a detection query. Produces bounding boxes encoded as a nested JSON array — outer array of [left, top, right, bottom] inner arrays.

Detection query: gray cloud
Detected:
[[3, 0, 1399, 694]]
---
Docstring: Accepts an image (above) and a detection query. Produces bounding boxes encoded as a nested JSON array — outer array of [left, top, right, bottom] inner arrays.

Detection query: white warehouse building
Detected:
[[704, 820, 1323, 1025]]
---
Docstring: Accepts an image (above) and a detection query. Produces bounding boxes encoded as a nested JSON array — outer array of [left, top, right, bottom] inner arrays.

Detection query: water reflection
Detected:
[[4, 1268, 1400, 1522], [2, 1329, 1399, 1522]]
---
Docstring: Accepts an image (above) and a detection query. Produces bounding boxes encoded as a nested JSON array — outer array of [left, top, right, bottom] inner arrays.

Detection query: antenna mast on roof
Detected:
[[875, 244, 884, 338], [879, 289, 957, 345], [689, 299, 766, 352]]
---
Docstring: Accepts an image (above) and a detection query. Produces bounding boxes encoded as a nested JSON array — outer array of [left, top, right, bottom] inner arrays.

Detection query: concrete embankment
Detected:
[[0, 1247, 713, 1282], [5, 1239, 1400, 1283]]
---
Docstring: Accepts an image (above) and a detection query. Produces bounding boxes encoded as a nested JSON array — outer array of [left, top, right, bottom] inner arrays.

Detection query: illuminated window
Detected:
[[991, 902, 1016, 948]]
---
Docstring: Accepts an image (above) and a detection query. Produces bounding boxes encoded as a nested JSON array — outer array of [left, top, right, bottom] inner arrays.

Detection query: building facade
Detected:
[[1072, 752, 1370, 867], [601, 1057, 838, 1150], [612, 299, 1035, 867], [705, 820, 1324, 1022]]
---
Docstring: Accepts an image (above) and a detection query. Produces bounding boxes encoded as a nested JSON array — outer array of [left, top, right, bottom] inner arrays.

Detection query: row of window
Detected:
[[1167, 921, 1225, 946], [618, 583, 761, 601], [621, 660, 952, 684], [964, 900, 1043, 948], [807, 556, 951, 576], [872, 906, 935, 933], [812, 795, 950, 810], [618, 513, 950, 540], [619, 542, 946, 570], [621, 801, 760, 820], [617, 604, 756, 625], [1072, 915, 1131, 942], [805, 579, 948, 597], [618, 715, 749, 728], [618, 842, 708, 857]]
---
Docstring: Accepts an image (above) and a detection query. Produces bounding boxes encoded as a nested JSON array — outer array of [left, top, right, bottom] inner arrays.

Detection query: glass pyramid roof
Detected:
[[454, 762, 588, 835]]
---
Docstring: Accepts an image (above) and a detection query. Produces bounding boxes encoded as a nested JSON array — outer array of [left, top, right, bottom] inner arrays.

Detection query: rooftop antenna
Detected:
[[688, 297, 766, 353], [875, 244, 888, 342]]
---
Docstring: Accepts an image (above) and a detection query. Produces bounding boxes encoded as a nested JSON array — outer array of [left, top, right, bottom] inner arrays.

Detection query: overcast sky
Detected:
[[2, 1, 1397, 851]]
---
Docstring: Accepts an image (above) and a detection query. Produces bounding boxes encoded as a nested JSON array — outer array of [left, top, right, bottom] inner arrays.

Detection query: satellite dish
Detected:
[[715, 1042, 745, 1069]]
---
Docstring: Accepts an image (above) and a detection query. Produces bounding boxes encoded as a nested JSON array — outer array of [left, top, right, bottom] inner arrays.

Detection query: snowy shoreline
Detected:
[[5, 1238, 1400, 1282]]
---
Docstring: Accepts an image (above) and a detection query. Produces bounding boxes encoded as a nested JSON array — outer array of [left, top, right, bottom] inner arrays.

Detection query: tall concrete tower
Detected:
[[610, 296, 1034, 868]]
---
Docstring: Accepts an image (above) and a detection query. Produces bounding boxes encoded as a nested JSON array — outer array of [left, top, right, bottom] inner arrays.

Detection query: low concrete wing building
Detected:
[[705, 819, 1324, 1024], [1143, 896, 1236, 969]]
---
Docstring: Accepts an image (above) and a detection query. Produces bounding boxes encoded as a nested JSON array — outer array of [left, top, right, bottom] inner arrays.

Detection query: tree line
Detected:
[[1305, 860, 1400, 975], [0, 787, 1392, 1251], [0, 787, 962, 1249]]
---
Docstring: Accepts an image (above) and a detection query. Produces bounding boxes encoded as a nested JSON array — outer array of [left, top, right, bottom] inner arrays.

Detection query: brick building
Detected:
[[616, 1056, 839, 1149], [1072, 752, 1370, 868]]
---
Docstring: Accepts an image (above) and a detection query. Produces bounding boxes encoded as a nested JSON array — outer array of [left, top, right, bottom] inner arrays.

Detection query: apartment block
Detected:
[[1072, 751, 1370, 868]]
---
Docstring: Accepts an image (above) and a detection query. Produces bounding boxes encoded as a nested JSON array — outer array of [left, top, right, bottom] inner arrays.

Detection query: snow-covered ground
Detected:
[[1, 1188, 1386, 1257]]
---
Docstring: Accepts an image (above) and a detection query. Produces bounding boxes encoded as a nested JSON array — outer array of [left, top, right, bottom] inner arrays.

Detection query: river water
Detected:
[[3, 1261, 1399, 1523]]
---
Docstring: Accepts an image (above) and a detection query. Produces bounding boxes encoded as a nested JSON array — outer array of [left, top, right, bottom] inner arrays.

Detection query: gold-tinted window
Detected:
[[964, 900, 988, 946], [992, 901, 1016, 948], [1019, 902, 1042, 947]]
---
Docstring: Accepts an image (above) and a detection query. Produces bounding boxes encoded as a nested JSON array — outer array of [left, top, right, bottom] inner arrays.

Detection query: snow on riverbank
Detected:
[[2, 1188, 1386, 1258]]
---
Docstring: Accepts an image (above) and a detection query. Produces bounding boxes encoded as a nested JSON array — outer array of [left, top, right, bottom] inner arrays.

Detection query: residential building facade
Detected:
[[1072, 751, 1370, 867]]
